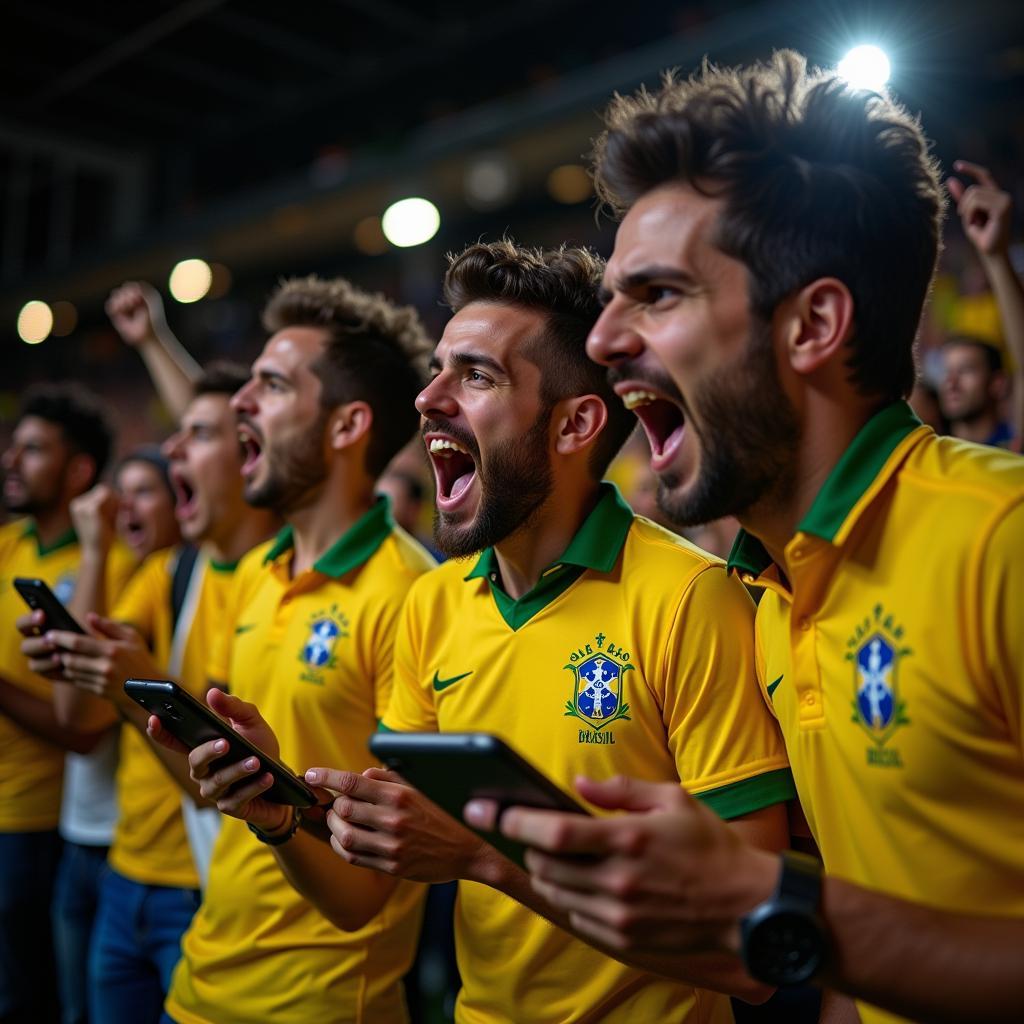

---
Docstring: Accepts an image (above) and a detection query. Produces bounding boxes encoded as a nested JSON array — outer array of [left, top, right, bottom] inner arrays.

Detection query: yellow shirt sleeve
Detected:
[[206, 555, 249, 686], [380, 582, 438, 732], [659, 565, 794, 818], [111, 549, 171, 644], [979, 498, 1024, 748]]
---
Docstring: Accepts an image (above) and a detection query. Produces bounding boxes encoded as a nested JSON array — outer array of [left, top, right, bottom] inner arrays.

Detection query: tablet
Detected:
[[125, 678, 317, 808], [368, 731, 589, 867]]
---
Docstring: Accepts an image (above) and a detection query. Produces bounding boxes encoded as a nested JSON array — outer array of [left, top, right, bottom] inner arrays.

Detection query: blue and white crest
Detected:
[[302, 618, 341, 668], [576, 655, 621, 722], [855, 634, 895, 733], [53, 573, 76, 605]]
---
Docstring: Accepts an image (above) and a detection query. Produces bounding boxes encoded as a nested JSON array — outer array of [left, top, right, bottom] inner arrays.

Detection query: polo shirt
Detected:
[[728, 402, 1024, 1024], [384, 484, 794, 1024], [167, 500, 435, 1024]]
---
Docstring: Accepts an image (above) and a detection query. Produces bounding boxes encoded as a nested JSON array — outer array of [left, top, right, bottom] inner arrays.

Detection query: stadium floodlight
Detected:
[[17, 300, 53, 345], [838, 45, 891, 91], [381, 198, 440, 248], [169, 258, 213, 303]]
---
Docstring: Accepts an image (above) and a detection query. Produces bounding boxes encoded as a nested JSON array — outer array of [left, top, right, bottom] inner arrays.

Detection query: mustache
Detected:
[[420, 418, 479, 459], [607, 362, 686, 408]]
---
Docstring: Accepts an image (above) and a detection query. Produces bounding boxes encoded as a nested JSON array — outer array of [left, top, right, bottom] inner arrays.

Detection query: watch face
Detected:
[[744, 910, 825, 986]]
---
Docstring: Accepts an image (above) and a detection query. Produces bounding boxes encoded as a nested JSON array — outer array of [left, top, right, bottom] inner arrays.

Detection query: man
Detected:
[[113, 447, 181, 563], [23, 365, 278, 1023], [149, 276, 436, 1024], [297, 240, 795, 1023], [0, 385, 134, 1024], [938, 336, 1013, 447], [484, 52, 1024, 1024]]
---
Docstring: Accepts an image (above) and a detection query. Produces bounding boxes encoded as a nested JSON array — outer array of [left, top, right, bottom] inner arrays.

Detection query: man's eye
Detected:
[[467, 370, 488, 383], [648, 286, 679, 303]]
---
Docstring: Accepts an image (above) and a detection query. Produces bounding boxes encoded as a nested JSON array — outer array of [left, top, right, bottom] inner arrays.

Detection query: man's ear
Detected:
[[553, 394, 608, 458], [328, 401, 373, 452], [776, 277, 855, 377]]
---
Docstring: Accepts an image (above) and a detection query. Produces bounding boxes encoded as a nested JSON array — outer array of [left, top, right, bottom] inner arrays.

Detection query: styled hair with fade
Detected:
[[19, 383, 113, 488], [593, 49, 944, 403], [443, 239, 635, 477], [262, 276, 432, 477]]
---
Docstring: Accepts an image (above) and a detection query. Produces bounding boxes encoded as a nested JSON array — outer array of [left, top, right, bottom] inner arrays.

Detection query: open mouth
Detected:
[[122, 518, 147, 547], [425, 434, 477, 511], [620, 388, 687, 472], [170, 467, 197, 520], [238, 424, 263, 478]]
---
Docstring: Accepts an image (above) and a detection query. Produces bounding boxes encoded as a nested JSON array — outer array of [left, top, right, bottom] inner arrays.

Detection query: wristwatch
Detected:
[[247, 806, 302, 847], [740, 850, 828, 986]]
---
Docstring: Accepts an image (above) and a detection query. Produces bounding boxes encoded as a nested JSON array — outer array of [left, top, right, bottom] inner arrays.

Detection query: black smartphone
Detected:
[[13, 577, 86, 634], [124, 678, 317, 808], [368, 732, 590, 867]]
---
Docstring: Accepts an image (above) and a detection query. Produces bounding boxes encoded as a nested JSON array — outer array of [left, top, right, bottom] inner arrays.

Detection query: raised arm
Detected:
[[948, 160, 1024, 448], [106, 281, 201, 421]]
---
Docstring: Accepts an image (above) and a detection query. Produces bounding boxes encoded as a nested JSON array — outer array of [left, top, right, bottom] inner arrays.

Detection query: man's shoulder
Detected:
[[623, 514, 725, 579], [904, 432, 1024, 508], [378, 525, 438, 579]]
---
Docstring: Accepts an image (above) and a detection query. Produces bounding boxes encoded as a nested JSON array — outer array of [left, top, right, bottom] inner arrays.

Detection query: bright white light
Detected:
[[839, 45, 891, 91], [168, 258, 213, 303], [17, 300, 53, 345], [381, 198, 440, 248]]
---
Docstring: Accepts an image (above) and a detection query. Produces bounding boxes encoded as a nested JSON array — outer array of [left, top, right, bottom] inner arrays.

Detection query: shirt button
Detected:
[[489, 572, 498, 582], [804, 692, 817, 707], [798, 616, 812, 631]]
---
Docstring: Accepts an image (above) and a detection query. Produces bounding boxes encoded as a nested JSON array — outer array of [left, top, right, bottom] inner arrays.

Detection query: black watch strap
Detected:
[[777, 850, 822, 906]]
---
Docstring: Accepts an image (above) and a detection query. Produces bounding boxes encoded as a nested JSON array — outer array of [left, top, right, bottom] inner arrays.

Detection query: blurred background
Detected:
[[2, 0, 1023, 514]]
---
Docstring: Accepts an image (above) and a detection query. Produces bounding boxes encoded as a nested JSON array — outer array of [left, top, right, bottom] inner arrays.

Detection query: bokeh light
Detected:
[[381, 198, 441, 248], [546, 164, 592, 205], [838, 45, 891, 91], [17, 301, 53, 345], [168, 258, 213, 303]]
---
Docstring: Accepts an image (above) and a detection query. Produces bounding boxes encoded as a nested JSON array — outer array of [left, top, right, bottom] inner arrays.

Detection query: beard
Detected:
[[3, 474, 63, 517], [430, 407, 555, 559], [244, 408, 330, 514], [656, 320, 801, 528]]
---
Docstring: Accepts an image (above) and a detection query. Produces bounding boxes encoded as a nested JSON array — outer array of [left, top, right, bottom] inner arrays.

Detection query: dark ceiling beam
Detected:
[[24, 0, 231, 111], [212, 9, 351, 78]]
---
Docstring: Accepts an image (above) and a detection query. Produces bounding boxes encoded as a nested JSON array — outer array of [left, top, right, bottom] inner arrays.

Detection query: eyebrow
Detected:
[[599, 265, 700, 304], [430, 350, 506, 376], [255, 367, 289, 386]]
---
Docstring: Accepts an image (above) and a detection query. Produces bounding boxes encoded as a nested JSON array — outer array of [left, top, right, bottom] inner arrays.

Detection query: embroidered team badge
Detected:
[[297, 605, 350, 685], [845, 603, 911, 767], [564, 632, 633, 744]]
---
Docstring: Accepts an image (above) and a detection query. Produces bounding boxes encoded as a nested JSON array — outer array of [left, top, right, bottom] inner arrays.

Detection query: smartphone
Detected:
[[124, 678, 317, 808], [13, 577, 86, 634], [368, 732, 590, 867]]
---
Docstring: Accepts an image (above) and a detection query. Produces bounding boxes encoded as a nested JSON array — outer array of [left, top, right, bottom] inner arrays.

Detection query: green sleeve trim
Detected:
[[376, 720, 397, 733], [694, 767, 796, 820]]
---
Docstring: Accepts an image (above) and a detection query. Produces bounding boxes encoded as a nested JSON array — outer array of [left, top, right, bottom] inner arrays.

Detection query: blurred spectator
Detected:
[[938, 337, 1014, 447]]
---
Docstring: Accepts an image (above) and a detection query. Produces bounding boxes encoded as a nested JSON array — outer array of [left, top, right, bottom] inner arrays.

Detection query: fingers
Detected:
[[463, 798, 501, 832], [15, 609, 46, 637], [953, 159, 996, 189], [946, 176, 965, 204], [362, 766, 406, 785], [573, 774, 685, 813], [305, 767, 402, 807], [304, 767, 364, 794], [206, 687, 262, 727], [147, 715, 191, 755], [499, 807, 628, 856], [87, 616, 137, 643], [326, 809, 401, 861], [45, 630, 103, 655]]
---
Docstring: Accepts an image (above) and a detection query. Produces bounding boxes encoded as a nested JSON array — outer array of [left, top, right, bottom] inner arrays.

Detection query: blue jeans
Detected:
[[0, 829, 62, 1024], [52, 841, 109, 1024], [88, 867, 200, 1024]]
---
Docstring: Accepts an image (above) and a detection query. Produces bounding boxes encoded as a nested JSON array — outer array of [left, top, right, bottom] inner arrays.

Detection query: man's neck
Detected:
[[492, 481, 602, 600], [950, 409, 999, 445], [30, 507, 74, 550], [206, 507, 280, 566], [286, 478, 377, 577], [738, 396, 877, 576]]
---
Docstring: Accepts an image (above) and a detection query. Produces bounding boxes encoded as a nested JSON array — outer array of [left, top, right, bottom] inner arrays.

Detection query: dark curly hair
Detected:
[[593, 50, 944, 402], [262, 276, 433, 476], [444, 239, 635, 476]]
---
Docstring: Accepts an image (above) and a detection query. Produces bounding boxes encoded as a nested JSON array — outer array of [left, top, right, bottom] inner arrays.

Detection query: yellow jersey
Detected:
[[727, 402, 1024, 1024], [0, 520, 134, 831], [384, 484, 794, 1024], [167, 500, 435, 1024], [109, 548, 238, 889]]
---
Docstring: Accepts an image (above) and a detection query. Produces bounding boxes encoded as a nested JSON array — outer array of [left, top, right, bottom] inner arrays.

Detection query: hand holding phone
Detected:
[[14, 577, 86, 635], [126, 679, 316, 808], [368, 732, 590, 867]]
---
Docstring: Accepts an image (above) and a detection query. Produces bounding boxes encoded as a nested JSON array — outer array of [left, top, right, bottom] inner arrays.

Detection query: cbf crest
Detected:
[[297, 604, 350, 685], [845, 603, 911, 767], [564, 631, 633, 745]]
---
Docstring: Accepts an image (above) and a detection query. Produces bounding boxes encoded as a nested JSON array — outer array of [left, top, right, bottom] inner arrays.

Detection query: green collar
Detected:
[[208, 556, 239, 574], [262, 497, 394, 579], [465, 482, 633, 630], [727, 401, 923, 576], [22, 520, 78, 558]]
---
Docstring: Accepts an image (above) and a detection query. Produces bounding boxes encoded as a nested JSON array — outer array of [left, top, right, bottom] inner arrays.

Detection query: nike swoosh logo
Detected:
[[767, 674, 784, 700], [432, 670, 472, 692], [234, 623, 258, 635]]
